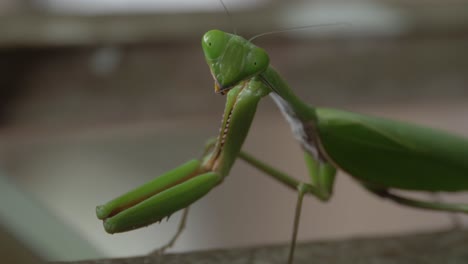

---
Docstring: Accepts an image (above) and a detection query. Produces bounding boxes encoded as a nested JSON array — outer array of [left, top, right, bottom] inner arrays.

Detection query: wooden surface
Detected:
[[54, 229, 468, 264]]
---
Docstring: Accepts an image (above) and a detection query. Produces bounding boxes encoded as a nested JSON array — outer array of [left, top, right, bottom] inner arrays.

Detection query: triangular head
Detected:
[[202, 29, 270, 94]]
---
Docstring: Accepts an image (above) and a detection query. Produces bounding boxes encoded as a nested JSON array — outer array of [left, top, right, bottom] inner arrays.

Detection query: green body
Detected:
[[257, 65, 468, 192], [96, 29, 468, 238], [317, 108, 468, 191], [254, 60, 468, 192]]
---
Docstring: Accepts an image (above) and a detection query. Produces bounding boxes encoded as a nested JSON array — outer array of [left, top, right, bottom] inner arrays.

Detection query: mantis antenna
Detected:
[[249, 22, 351, 42], [219, 0, 237, 35]]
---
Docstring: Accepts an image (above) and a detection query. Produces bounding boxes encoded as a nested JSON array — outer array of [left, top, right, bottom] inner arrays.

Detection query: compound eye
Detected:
[[245, 47, 269, 75], [202, 30, 227, 60]]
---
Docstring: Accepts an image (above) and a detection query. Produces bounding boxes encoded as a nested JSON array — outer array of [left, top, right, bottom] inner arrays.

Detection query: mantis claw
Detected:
[[96, 160, 221, 234], [97, 79, 268, 234]]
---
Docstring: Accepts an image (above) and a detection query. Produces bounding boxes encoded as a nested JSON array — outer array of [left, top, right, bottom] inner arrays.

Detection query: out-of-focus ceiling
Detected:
[[0, 0, 467, 47]]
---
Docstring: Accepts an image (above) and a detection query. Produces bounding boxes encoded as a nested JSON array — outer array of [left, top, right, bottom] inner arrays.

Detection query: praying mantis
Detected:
[[96, 29, 468, 264]]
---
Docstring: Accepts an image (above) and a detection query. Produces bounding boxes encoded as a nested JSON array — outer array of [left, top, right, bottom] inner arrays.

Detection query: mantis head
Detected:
[[202, 29, 270, 94]]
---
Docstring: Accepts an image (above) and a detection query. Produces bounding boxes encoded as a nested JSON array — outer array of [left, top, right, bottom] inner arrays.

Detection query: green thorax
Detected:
[[260, 67, 317, 122]]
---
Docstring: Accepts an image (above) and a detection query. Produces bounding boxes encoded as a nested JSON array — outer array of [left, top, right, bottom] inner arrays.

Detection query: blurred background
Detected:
[[1, 0, 468, 262]]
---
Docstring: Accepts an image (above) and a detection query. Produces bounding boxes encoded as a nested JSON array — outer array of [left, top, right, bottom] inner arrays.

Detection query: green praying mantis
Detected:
[[96, 29, 468, 264]]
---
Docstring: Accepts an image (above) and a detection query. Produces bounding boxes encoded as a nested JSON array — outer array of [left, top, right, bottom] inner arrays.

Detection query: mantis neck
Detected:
[[260, 66, 324, 162], [260, 66, 317, 122]]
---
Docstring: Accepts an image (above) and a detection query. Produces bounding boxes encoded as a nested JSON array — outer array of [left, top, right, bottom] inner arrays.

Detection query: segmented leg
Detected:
[[367, 188, 468, 214], [431, 193, 463, 229], [287, 184, 307, 264], [150, 207, 190, 256], [238, 150, 337, 264]]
